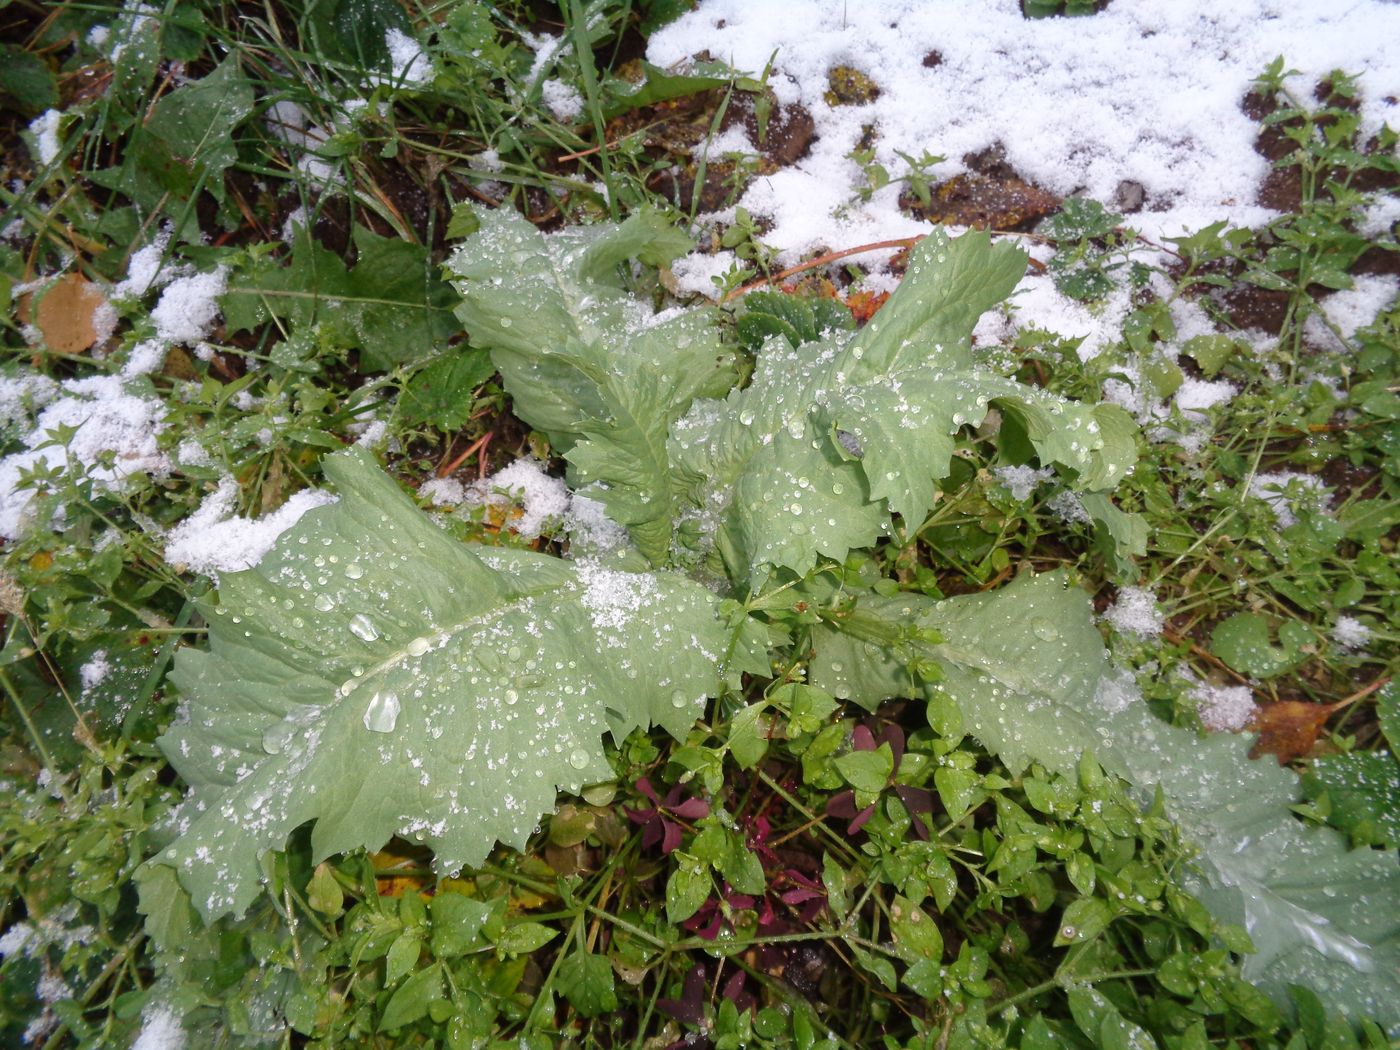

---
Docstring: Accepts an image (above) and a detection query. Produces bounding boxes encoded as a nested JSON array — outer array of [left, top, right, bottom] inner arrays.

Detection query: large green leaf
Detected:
[[448, 205, 735, 450], [145, 448, 731, 921], [809, 572, 1400, 1029], [671, 230, 1137, 588], [450, 218, 1136, 586]]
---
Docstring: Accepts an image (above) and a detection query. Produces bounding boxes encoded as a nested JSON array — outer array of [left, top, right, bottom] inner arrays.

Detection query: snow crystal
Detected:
[[80, 650, 111, 693], [87, 24, 110, 47], [1303, 274, 1400, 352], [418, 477, 465, 505], [132, 1006, 186, 1050], [150, 267, 227, 344], [467, 459, 571, 539], [1103, 586, 1165, 640], [1332, 615, 1371, 652], [0, 923, 33, 957], [1094, 665, 1142, 713], [115, 229, 176, 299], [1245, 471, 1329, 528], [993, 465, 1052, 501], [576, 560, 659, 632], [1191, 681, 1257, 733], [164, 476, 337, 578], [0, 375, 170, 540], [382, 28, 434, 88], [1046, 489, 1090, 526], [565, 493, 629, 553], [540, 78, 584, 121], [28, 110, 63, 166]]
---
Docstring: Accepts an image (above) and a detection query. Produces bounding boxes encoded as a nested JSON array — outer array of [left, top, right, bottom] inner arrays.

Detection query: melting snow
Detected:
[[1245, 471, 1329, 528], [132, 1006, 186, 1050], [993, 464, 1052, 501], [1103, 586, 1165, 640], [28, 110, 63, 166], [1191, 680, 1258, 733], [648, 0, 1400, 263], [1332, 615, 1371, 652]]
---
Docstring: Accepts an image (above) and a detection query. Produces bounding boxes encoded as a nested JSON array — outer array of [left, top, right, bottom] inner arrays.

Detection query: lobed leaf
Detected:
[[144, 448, 731, 921], [673, 230, 1137, 588]]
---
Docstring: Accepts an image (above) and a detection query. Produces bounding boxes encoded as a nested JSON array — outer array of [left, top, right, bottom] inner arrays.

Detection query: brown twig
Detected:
[[437, 431, 493, 478], [721, 237, 925, 302]]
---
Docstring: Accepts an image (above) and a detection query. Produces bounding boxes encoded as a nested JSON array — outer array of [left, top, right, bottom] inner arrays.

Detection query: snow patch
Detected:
[[1245, 471, 1329, 528], [1303, 275, 1400, 352], [0, 375, 170, 540], [381, 28, 434, 88], [28, 110, 63, 166], [132, 1006, 186, 1050], [1103, 586, 1165, 640], [151, 267, 228, 344], [164, 476, 337, 579], [1191, 681, 1257, 733], [1332, 615, 1371, 652]]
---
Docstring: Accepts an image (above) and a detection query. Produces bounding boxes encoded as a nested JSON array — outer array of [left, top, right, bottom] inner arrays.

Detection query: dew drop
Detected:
[[314, 594, 335, 613], [406, 636, 431, 657], [1032, 620, 1059, 641], [568, 748, 590, 770], [262, 722, 295, 754], [345, 563, 365, 580], [363, 691, 401, 733], [348, 613, 380, 642], [671, 689, 690, 709]]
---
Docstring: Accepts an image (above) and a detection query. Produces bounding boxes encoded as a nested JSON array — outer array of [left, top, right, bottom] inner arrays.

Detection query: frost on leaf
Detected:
[[809, 572, 1400, 1028], [143, 448, 730, 922]]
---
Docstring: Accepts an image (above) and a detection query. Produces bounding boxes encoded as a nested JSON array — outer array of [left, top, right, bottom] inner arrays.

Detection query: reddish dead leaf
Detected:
[[846, 289, 890, 324], [1249, 699, 1346, 763], [34, 274, 111, 354]]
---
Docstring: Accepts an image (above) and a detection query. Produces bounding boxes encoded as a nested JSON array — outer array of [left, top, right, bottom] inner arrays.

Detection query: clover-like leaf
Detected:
[[144, 448, 730, 922]]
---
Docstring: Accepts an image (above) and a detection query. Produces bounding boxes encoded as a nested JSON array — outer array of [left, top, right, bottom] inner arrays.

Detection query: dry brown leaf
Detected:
[[35, 274, 110, 354], [1249, 699, 1346, 763]]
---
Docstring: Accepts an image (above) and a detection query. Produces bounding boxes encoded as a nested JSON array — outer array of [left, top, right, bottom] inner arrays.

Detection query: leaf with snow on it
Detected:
[[144, 448, 730, 921], [671, 230, 1138, 588]]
